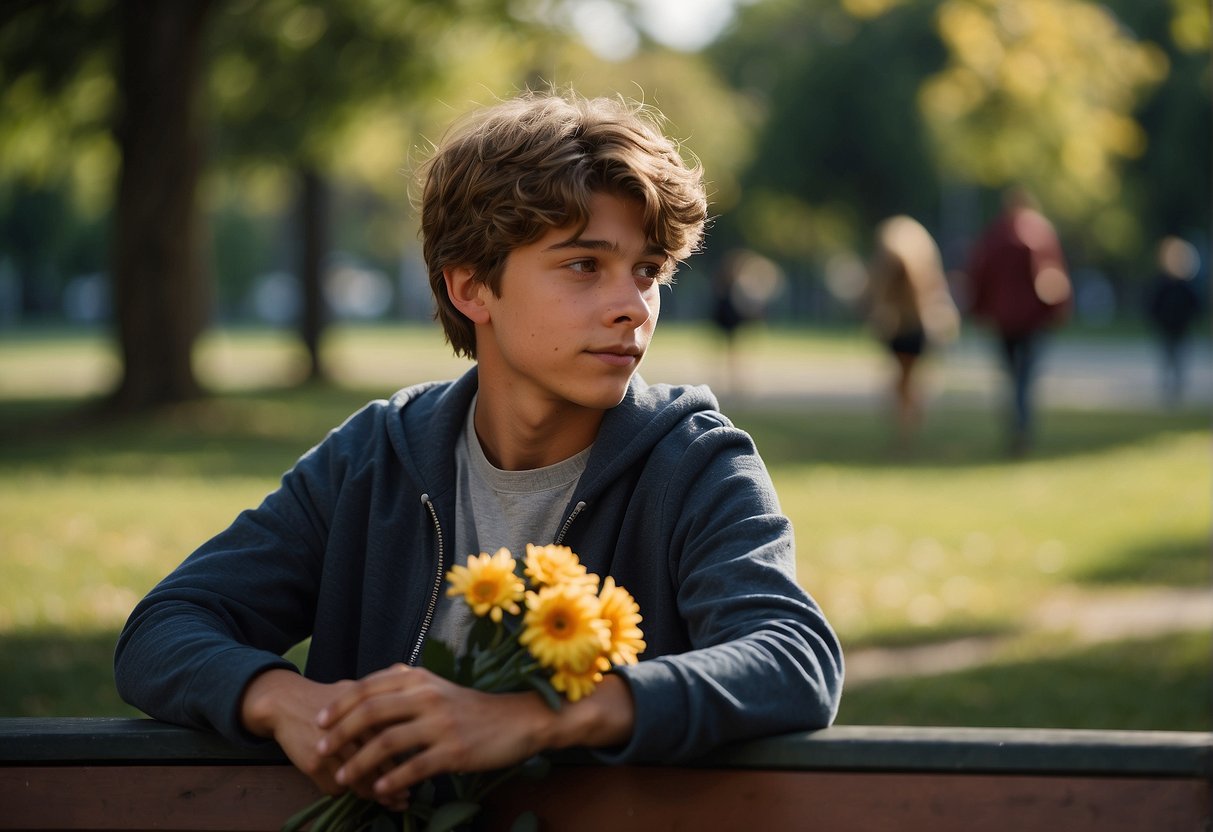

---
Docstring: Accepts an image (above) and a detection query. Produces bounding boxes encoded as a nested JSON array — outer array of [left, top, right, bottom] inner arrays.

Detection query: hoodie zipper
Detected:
[[554, 500, 587, 545], [410, 493, 445, 666], [411, 496, 583, 663]]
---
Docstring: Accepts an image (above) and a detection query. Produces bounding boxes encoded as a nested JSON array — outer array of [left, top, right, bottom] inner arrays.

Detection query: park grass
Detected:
[[838, 630, 1212, 731], [0, 324, 1209, 729], [747, 411, 1212, 647]]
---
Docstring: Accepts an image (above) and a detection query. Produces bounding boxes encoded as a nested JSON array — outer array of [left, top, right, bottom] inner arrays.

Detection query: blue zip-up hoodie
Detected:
[[115, 368, 843, 763]]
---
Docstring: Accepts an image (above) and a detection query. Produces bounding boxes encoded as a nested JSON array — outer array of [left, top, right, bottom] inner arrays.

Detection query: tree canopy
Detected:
[[706, 0, 1209, 280], [0, 0, 1208, 410]]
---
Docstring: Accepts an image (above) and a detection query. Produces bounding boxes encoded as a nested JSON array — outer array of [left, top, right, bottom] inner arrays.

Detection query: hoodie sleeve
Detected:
[[600, 419, 844, 763], [112, 403, 380, 745]]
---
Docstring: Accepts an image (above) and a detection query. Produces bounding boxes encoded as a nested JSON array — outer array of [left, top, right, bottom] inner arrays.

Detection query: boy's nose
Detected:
[[605, 279, 655, 327]]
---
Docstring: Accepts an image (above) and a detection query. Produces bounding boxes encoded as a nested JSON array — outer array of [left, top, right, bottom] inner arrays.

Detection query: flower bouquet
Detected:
[[282, 544, 645, 832]]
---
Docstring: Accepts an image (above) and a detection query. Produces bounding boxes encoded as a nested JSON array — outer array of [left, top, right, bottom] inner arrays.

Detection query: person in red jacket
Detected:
[[966, 187, 1072, 456]]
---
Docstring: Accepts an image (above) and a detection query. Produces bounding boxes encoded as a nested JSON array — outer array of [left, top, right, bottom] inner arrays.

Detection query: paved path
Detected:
[[844, 587, 1213, 685], [3, 328, 1209, 412], [640, 332, 1213, 412]]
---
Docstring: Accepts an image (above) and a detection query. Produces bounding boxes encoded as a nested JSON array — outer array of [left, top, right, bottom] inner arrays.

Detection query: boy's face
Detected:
[[474, 191, 669, 414]]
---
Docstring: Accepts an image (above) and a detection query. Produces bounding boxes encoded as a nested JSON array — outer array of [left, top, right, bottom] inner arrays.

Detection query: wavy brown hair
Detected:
[[418, 90, 709, 358]]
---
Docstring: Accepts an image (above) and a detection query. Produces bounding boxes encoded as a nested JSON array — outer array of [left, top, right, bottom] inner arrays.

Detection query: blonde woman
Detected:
[[865, 215, 959, 448]]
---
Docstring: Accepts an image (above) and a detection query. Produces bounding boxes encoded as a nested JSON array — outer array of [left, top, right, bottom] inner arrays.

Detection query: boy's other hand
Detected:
[[313, 663, 557, 804], [240, 669, 360, 798]]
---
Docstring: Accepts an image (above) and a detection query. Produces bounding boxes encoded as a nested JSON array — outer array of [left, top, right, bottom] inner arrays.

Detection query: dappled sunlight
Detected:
[[920, 0, 1169, 244], [785, 427, 1208, 657], [807, 521, 1031, 646], [839, 630, 1212, 730]]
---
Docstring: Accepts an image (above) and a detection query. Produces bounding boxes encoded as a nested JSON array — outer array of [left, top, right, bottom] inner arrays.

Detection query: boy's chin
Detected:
[[568, 380, 634, 412]]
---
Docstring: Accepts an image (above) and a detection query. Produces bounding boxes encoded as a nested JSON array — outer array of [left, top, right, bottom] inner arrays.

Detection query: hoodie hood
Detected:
[[577, 376, 721, 501], [383, 366, 722, 505]]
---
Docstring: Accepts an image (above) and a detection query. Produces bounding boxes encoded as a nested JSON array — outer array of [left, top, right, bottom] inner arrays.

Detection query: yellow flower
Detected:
[[524, 544, 598, 590], [445, 548, 524, 623], [597, 577, 646, 666], [519, 583, 609, 672], [551, 662, 604, 703]]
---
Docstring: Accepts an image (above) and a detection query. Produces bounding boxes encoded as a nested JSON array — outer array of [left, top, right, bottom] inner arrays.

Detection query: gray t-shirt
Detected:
[[428, 396, 590, 651]]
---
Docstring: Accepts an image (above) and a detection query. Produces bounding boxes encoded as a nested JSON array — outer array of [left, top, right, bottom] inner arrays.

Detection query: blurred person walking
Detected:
[[864, 215, 959, 450], [1144, 235, 1204, 408], [710, 249, 784, 395], [966, 187, 1071, 457]]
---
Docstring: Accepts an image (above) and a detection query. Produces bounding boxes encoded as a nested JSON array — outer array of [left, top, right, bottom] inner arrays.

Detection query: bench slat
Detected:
[[2, 764, 1208, 832], [1, 719, 1210, 831]]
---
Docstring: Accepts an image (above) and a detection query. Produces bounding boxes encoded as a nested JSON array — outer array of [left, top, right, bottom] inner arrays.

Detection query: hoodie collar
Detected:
[[387, 367, 719, 502]]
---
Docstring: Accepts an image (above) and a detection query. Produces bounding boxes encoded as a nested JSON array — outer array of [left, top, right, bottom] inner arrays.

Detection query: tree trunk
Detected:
[[298, 165, 329, 381], [109, 0, 213, 411]]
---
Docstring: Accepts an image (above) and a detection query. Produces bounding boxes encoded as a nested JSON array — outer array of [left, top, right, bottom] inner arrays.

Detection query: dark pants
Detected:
[[998, 333, 1040, 450], [1158, 332, 1188, 407]]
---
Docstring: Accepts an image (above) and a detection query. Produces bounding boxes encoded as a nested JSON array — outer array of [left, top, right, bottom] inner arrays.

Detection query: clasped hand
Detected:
[[292, 665, 550, 809]]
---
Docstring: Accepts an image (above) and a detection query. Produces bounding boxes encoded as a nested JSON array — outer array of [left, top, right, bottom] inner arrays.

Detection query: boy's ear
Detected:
[[444, 266, 490, 324]]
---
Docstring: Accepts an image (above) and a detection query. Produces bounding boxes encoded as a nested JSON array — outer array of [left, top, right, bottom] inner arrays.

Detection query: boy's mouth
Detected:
[[586, 346, 643, 367]]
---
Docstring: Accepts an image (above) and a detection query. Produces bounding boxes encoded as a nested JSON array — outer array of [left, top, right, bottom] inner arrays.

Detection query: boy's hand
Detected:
[[240, 669, 360, 797], [313, 664, 559, 803]]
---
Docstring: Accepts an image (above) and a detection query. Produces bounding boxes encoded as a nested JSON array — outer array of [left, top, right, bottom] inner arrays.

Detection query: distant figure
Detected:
[[864, 216, 959, 449], [1144, 236, 1203, 407], [966, 187, 1072, 456], [710, 249, 784, 394]]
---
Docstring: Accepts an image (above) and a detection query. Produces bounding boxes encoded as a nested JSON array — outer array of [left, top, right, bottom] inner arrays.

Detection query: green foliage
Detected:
[[1102, 0, 1212, 278], [0, 1, 117, 200], [207, 0, 472, 168], [705, 0, 1210, 283], [923, 1, 1166, 209], [709, 0, 947, 260]]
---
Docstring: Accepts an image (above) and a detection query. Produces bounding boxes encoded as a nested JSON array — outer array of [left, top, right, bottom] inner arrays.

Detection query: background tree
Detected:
[[1102, 0, 1211, 280], [205, 0, 533, 380], [703, 0, 1207, 301], [918, 0, 1170, 262], [0, 0, 532, 403], [1, 0, 1205, 399], [707, 0, 948, 265], [0, 3, 117, 321], [111, 2, 216, 408], [2, 0, 216, 410]]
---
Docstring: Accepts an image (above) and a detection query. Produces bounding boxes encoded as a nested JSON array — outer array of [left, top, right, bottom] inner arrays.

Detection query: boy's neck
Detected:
[[472, 386, 604, 471]]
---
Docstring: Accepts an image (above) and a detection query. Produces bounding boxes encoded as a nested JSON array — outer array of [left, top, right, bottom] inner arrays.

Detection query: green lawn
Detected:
[[0, 325, 1209, 729]]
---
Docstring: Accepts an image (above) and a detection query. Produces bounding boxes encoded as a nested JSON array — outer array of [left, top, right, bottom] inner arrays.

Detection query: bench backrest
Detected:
[[2, 718, 1210, 831]]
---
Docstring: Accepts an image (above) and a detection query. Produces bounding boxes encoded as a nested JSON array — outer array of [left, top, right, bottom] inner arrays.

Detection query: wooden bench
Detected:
[[2, 718, 1209, 831]]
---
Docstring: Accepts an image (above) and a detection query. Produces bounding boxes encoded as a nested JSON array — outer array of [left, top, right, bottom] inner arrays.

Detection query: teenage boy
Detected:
[[115, 90, 843, 809]]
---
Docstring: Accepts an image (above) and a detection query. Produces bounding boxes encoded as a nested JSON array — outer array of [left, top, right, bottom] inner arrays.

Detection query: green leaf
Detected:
[[423, 800, 481, 832], [467, 614, 497, 652], [304, 791, 367, 830], [517, 754, 551, 781], [368, 813, 400, 832], [524, 673, 564, 712], [470, 642, 499, 680], [421, 637, 457, 681], [508, 811, 540, 832], [416, 779, 436, 801], [280, 794, 334, 832]]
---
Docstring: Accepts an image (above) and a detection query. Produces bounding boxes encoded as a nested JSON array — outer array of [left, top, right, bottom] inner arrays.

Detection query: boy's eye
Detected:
[[568, 259, 598, 273]]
